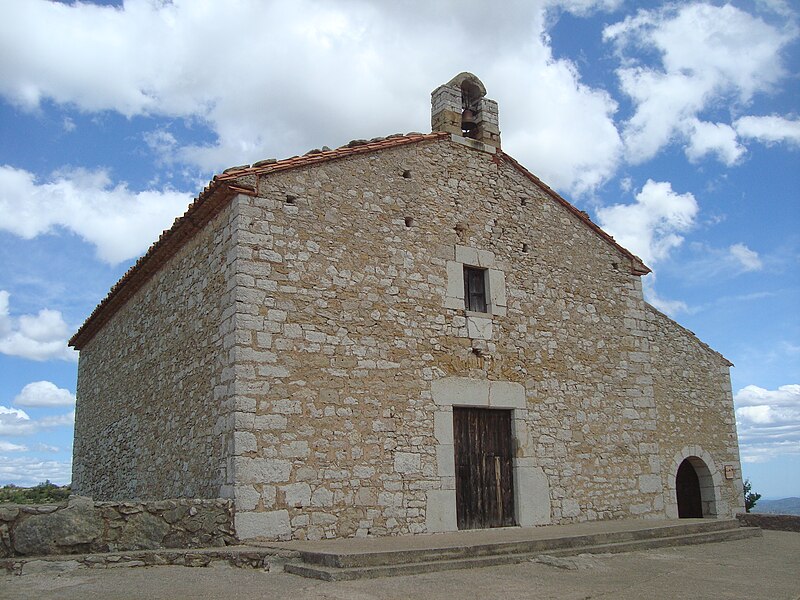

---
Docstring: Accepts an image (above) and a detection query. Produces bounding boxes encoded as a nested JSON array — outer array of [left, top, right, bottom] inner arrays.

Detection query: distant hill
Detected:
[[752, 497, 800, 516]]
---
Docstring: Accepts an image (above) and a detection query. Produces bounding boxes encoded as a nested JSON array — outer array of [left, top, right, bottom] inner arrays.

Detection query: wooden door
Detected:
[[676, 459, 703, 518], [453, 407, 516, 529]]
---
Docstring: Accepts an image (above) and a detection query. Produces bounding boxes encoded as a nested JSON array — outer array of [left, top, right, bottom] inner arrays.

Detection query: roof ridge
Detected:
[[215, 132, 447, 180]]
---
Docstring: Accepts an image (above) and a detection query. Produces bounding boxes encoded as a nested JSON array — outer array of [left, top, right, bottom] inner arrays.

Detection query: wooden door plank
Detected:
[[453, 407, 516, 530]]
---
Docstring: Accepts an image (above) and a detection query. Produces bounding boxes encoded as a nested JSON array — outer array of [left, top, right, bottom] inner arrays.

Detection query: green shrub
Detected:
[[0, 481, 72, 504]]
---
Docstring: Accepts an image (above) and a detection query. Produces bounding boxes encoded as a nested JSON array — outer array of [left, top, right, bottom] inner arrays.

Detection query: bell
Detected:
[[461, 108, 478, 132]]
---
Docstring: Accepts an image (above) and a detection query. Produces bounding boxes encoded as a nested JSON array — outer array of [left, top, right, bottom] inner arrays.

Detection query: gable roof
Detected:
[[69, 132, 649, 349]]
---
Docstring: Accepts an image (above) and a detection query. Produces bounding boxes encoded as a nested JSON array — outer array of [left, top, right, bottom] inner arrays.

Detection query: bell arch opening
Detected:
[[676, 456, 717, 518]]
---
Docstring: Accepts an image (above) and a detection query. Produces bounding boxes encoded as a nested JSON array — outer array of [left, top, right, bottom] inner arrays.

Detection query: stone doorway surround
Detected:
[[425, 377, 551, 532], [665, 446, 725, 519]]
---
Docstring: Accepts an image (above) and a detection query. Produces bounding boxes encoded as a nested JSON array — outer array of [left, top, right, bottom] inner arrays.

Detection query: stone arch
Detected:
[[445, 72, 487, 99], [665, 445, 723, 518]]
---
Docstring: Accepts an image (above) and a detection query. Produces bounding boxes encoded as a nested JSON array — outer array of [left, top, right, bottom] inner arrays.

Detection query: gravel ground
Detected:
[[2, 530, 798, 600]]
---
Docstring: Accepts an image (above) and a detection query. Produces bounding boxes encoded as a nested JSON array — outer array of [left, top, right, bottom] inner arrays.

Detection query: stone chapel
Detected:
[[69, 73, 745, 541]]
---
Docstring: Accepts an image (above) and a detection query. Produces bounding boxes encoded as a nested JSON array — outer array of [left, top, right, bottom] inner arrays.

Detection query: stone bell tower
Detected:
[[431, 72, 500, 149]]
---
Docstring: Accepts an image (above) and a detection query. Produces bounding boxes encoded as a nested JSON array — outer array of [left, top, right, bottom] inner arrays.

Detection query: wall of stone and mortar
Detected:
[[225, 137, 701, 541], [0, 497, 234, 559], [73, 203, 239, 500], [646, 306, 745, 516], [72, 135, 741, 541]]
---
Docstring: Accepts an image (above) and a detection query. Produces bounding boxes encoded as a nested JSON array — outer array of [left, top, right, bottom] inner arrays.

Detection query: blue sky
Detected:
[[0, 0, 798, 499]]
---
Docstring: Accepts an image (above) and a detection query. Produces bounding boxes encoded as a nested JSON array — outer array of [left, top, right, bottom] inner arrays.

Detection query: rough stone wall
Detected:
[[228, 137, 669, 540], [72, 203, 239, 500], [647, 306, 745, 517], [737, 513, 800, 532], [0, 497, 234, 558]]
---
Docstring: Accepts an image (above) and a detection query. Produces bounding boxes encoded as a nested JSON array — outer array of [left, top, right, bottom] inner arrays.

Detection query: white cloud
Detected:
[[734, 115, 800, 147], [735, 384, 800, 464], [596, 179, 698, 266], [0, 440, 27, 452], [545, 0, 623, 17], [14, 381, 76, 407], [35, 443, 60, 453], [0, 405, 31, 435], [604, 3, 796, 164], [0, 290, 77, 362], [644, 286, 689, 317], [0, 455, 72, 487], [0, 165, 191, 264], [0, 405, 74, 436], [735, 384, 800, 408], [685, 119, 745, 165], [728, 243, 763, 272], [0, 0, 624, 195]]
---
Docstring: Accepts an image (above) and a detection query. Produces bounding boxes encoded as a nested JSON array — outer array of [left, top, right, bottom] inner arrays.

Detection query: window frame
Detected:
[[463, 265, 488, 313]]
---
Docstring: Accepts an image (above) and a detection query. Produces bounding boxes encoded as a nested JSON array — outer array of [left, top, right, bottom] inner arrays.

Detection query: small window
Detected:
[[464, 266, 488, 313]]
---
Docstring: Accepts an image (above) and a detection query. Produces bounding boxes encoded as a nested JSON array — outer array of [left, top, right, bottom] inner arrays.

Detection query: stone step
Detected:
[[297, 519, 744, 569], [284, 524, 762, 581]]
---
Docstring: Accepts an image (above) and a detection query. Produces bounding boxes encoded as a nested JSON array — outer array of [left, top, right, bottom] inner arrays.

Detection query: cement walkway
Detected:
[[2, 529, 798, 600]]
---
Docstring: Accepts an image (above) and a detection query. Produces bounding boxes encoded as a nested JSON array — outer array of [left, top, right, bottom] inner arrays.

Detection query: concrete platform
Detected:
[[274, 518, 761, 580]]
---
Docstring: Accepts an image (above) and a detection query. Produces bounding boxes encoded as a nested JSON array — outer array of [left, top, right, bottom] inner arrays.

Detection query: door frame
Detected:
[[453, 406, 516, 529], [426, 377, 552, 532], [665, 445, 726, 519]]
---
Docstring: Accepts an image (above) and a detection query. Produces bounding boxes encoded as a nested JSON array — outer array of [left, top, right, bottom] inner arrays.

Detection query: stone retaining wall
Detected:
[[737, 513, 800, 532], [1, 546, 299, 576], [0, 496, 235, 558]]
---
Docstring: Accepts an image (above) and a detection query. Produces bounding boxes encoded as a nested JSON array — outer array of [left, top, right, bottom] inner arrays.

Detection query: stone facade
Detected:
[[73, 203, 239, 500], [71, 76, 744, 542]]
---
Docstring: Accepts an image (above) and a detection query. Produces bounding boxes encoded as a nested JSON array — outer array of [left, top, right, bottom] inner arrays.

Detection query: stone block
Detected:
[[281, 483, 312, 507], [234, 485, 260, 511], [515, 465, 551, 526], [234, 510, 290, 540], [477, 249, 495, 268], [435, 444, 455, 477], [489, 381, 526, 408], [117, 512, 170, 550], [233, 457, 291, 484], [433, 411, 454, 444], [466, 316, 493, 340], [431, 377, 490, 406], [280, 441, 310, 458], [394, 452, 421, 474], [21, 560, 81, 575], [311, 487, 334, 507], [562, 498, 580, 518], [14, 503, 102, 556], [425, 490, 457, 533], [445, 261, 464, 299], [455, 245, 479, 266], [254, 414, 287, 430], [488, 269, 507, 307], [233, 431, 257, 455]]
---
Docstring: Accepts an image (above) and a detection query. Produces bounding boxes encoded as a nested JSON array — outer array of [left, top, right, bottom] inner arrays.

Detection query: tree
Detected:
[[743, 478, 761, 513]]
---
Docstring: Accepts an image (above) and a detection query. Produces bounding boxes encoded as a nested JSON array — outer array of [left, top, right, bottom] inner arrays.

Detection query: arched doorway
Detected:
[[676, 459, 703, 517]]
